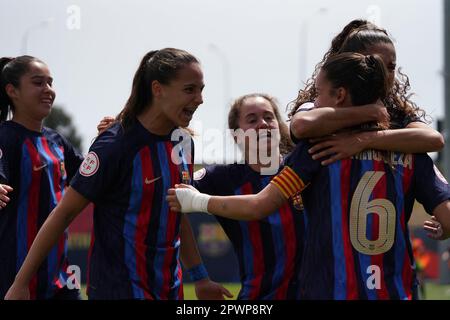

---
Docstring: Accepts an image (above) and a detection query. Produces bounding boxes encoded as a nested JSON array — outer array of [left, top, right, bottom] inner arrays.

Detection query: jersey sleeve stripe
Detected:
[[270, 167, 306, 199]]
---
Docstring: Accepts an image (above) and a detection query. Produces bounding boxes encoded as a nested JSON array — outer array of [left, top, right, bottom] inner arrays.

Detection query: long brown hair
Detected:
[[288, 19, 426, 125], [117, 48, 199, 130], [228, 93, 295, 155], [0, 55, 44, 121]]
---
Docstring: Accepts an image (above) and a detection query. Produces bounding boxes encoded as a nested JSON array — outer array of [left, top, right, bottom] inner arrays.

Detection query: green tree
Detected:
[[44, 105, 83, 151]]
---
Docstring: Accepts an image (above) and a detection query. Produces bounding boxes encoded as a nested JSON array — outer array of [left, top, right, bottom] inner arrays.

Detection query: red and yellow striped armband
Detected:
[[270, 166, 307, 199]]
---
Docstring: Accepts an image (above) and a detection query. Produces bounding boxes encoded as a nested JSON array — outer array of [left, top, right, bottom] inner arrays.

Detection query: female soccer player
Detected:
[[4, 48, 231, 300], [289, 20, 443, 164], [0, 56, 84, 299], [168, 53, 450, 300], [193, 93, 304, 299]]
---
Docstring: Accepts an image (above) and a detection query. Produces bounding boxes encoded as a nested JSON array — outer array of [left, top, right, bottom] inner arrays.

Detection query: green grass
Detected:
[[423, 282, 450, 300], [79, 282, 450, 300], [183, 283, 241, 300], [80, 285, 87, 300], [79, 283, 241, 300]]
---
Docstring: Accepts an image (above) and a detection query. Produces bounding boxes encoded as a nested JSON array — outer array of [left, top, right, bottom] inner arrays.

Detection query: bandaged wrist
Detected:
[[175, 188, 211, 214]]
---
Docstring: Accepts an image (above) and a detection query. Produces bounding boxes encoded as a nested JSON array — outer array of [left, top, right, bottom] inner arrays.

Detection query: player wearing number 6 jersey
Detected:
[[268, 142, 449, 300], [167, 53, 450, 300]]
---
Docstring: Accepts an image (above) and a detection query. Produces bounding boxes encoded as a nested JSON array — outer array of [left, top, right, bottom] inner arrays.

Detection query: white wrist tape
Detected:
[[175, 188, 211, 214]]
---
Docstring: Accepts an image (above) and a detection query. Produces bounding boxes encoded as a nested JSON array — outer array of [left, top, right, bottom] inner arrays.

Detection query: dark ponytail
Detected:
[[322, 52, 388, 106], [0, 55, 42, 121], [288, 19, 385, 118], [323, 52, 395, 167], [330, 20, 377, 56], [0, 57, 14, 121], [338, 26, 391, 55], [117, 51, 158, 130], [117, 48, 199, 130]]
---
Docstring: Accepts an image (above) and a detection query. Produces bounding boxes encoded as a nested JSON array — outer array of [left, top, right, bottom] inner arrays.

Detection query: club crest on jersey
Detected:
[[182, 170, 191, 184], [291, 192, 304, 211], [80, 152, 99, 177], [194, 168, 206, 181]]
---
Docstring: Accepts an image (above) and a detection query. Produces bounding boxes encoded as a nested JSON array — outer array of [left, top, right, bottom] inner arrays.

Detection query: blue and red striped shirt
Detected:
[[0, 120, 83, 299], [194, 164, 304, 299], [271, 141, 450, 300], [70, 121, 193, 300]]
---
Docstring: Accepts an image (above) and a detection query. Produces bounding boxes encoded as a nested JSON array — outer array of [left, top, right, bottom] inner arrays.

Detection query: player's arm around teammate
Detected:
[[289, 19, 443, 162]]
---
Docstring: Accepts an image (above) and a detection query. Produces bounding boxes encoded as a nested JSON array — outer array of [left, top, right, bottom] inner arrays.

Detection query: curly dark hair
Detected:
[[288, 19, 427, 126]]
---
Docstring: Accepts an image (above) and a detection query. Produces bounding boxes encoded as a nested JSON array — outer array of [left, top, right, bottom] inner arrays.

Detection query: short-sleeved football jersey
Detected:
[[194, 163, 305, 299], [71, 121, 193, 300], [0, 120, 83, 299], [271, 140, 450, 300]]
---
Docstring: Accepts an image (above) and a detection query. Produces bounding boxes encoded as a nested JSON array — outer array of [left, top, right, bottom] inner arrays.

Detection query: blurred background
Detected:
[[1, 0, 449, 299]]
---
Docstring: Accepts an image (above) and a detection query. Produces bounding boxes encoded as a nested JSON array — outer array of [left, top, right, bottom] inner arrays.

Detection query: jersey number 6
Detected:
[[350, 171, 396, 255]]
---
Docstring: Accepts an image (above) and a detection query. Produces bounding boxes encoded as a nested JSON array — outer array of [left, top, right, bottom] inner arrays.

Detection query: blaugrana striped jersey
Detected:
[[70, 121, 193, 300], [0, 120, 83, 299], [271, 140, 450, 300], [194, 164, 305, 299]]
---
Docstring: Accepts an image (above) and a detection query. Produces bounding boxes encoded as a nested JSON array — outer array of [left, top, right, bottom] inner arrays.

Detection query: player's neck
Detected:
[[11, 113, 43, 132], [138, 106, 174, 136]]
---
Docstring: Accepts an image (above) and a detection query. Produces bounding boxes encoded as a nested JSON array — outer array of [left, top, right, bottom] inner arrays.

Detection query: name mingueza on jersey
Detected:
[[352, 150, 413, 169]]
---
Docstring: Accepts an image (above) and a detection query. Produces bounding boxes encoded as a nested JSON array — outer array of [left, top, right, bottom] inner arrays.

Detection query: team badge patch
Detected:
[[80, 152, 100, 177], [434, 165, 448, 185], [182, 170, 191, 184], [193, 168, 206, 181], [291, 192, 304, 211]]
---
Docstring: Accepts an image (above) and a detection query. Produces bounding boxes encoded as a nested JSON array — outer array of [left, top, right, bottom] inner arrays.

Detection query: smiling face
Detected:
[[7, 60, 55, 121], [237, 96, 279, 133], [157, 62, 204, 128], [236, 96, 280, 162]]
